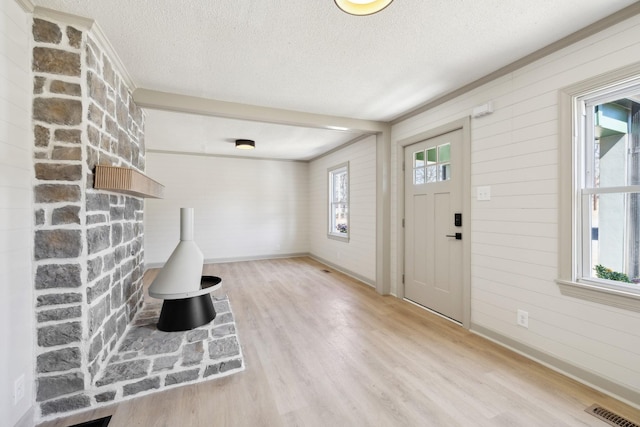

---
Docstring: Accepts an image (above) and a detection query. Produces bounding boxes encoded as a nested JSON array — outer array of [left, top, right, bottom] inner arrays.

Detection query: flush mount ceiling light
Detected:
[[235, 139, 255, 150], [334, 0, 393, 16]]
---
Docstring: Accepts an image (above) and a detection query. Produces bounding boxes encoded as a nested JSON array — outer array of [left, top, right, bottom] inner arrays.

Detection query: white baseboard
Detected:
[[471, 323, 640, 410], [145, 252, 309, 270], [14, 405, 35, 427], [145, 252, 375, 290], [307, 254, 375, 288]]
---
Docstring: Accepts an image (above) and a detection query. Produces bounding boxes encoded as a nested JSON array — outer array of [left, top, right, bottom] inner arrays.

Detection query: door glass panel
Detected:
[[427, 148, 437, 164], [413, 142, 453, 185], [426, 165, 437, 183], [438, 143, 450, 162], [439, 163, 451, 181]]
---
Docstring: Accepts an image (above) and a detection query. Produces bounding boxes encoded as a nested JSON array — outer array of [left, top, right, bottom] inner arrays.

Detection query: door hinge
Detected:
[[402, 161, 405, 172], [402, 218, 405, 228], [402, 274, 405, 284]]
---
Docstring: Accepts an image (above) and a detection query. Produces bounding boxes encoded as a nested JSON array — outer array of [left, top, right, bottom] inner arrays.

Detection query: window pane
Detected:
[[591, 98, 640, 189], [414, 151, 425, 167], [439, 163, 451, 181], [414, 168, 425, 185], [426, 165, 437, 183], [333, 171, 347, 202], [438, 143, 450, 163], [332, 203, 348, 234], [593, 132, 630, 189], [427, 148, 437, 164], [588, 193, 640, 283]]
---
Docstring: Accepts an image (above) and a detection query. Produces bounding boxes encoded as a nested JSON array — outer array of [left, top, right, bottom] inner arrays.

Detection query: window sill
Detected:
[[556, 279, 640, 313], [328, 233, 349, 243]]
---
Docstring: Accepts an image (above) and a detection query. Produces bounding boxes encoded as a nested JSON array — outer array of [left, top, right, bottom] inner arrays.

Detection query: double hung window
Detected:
[[328, 163, 349, 241], [571, 79, 640, 296]]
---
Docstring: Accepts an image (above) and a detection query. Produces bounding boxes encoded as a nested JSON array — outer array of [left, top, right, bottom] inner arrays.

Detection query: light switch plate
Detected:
[[477, 186, 491, 201]]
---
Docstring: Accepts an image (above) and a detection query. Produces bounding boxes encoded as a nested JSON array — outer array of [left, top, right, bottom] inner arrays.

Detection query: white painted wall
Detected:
[[309, 136, 377, 284], [144, 152, 309, 265], [391, 16, 640, 403], [1, 1, 35, 426], [145, 136, 376, 284]]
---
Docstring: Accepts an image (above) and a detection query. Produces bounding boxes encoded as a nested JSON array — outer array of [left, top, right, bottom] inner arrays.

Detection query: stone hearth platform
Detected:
[[89, 295, 244, 404]]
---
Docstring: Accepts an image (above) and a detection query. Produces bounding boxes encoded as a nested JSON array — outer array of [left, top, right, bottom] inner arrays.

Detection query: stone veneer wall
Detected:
[[32, 17, 146, 418]]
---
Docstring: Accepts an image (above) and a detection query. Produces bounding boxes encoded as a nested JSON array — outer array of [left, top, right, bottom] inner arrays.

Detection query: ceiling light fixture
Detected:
[[235, 139, 255, 150], [334, 0, 393, 16]]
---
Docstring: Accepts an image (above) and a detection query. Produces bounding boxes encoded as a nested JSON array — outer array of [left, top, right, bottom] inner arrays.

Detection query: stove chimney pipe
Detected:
[[148, 208, 204, 300]]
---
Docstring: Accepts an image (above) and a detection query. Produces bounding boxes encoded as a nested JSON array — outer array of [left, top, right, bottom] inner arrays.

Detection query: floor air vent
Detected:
[[585, 404, 639, 427]]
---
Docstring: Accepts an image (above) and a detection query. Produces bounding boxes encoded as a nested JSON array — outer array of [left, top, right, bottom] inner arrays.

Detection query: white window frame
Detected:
[[328, 162, 349, 242], [558, 66, 640, 312]]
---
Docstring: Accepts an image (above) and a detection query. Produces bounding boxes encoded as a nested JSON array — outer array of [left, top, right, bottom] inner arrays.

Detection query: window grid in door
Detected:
[[413, 143, 451, 185]]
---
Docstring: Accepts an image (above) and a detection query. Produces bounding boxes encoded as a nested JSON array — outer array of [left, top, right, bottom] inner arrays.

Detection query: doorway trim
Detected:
[[396, 117, 471, 329]]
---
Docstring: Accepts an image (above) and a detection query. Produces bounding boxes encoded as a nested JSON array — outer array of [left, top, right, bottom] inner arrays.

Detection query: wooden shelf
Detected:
[[94, 165, 164, 199]]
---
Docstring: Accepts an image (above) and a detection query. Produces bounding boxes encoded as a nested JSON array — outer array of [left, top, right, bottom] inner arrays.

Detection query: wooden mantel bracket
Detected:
[[94, 165, 164, 199]]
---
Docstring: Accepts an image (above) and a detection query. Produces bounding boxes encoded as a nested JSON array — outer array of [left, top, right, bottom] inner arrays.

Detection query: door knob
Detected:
[[446, 233, 462, 240]]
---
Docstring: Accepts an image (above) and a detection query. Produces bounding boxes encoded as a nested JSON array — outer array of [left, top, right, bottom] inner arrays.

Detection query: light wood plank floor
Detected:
[[39, 257, 640, 426]]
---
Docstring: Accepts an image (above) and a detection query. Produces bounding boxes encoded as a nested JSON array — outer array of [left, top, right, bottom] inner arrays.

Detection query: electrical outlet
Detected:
[[517, 309, 529, 328], [14, 374, 25, 405]]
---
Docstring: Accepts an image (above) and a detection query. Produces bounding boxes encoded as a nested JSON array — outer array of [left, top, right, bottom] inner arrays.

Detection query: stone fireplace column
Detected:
[[31, 15, 146, 418]]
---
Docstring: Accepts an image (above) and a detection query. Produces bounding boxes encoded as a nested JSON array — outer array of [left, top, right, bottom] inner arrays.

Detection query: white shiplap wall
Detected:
[[144, 152, 309, 265], [391, 16, 640, 403], [308, 136, 377, 284], [0, 1, 34, 425]]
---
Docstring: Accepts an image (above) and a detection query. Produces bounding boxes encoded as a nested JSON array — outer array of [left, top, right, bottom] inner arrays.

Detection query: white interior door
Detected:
[[404, 129, 463, 322]]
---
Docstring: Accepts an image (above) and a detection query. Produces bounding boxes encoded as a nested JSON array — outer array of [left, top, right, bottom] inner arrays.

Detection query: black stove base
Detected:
[[67, 416, 111, 427], [157, 294, 216, 332]]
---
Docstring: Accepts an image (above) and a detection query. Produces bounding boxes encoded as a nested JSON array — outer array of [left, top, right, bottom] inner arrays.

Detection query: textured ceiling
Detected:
[[31, 0, 639, 159], [145, 110, 364, 161]]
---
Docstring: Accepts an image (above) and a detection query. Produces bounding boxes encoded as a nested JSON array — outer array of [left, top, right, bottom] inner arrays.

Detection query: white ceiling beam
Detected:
[[133, 88, 389, 135]]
